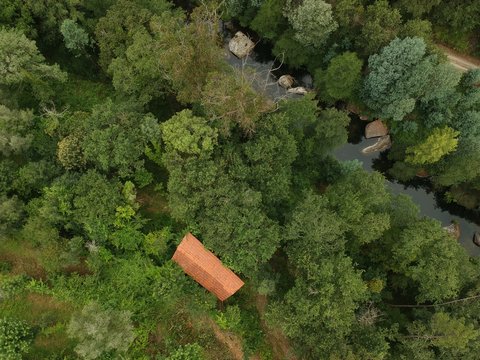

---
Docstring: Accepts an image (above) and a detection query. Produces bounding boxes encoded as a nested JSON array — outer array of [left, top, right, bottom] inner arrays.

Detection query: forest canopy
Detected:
[[1, 0, 480, 359]]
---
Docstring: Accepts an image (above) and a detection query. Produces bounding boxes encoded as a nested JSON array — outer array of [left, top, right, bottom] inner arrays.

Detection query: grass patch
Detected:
[[0, 237, 47, 280], [0, 288, 75, 359]]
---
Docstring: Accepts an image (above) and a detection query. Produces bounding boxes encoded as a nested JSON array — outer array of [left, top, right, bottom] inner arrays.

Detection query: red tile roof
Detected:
[[172, 233, 244, 301]]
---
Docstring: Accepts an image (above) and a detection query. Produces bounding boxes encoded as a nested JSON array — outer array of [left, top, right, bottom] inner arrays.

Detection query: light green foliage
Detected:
[[402, 312, 479, 356], [57, 134, 85, 170], [359, 0, 402, 55], [286, 0, 338, 48], [162, 110, 218, 156], [0, 317, 33, 360], [216, 305, 241, 331], [67, 302, 135, 360], [321, 52, 363, 101], [406, 127, 459, 165], [60, 19, 90, 55], [434, 111, 480, 186], [165, 343, 205, 360], [0, 105, 35, 156], [0, 28, 66, 101], [201, 70, 273, 136], [250, 0, 287, 40], [143, 227, 172, 257], [390, 218, 469, 302]]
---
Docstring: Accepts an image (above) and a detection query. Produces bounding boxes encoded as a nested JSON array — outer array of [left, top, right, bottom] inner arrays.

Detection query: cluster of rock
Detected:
[[277, 74, 309, 94], [228, 31, 255, 59], [228, 32, 310, 95], [362, 120, 391, 154]]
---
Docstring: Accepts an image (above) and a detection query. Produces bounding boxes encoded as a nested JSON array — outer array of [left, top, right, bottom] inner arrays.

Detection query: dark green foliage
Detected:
[[0, 195, 24, 233], [317, 51, 363, 101], [72, 170, 123, 242], [272, 30, 311, 69], [250, 0, 287, 40], [2, 1, 480, 359], [267, 255, 367, 359], [243, 113, 297, 208], [359, 0, 402, 55]]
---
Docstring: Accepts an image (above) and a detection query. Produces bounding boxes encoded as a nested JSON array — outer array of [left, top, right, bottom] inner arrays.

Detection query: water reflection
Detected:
[[334, 131, 480, 256], [221, 24, 480, 255]]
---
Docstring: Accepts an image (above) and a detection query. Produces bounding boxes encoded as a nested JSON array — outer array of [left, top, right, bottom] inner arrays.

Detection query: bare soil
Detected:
[[438, 44, 480, 72]]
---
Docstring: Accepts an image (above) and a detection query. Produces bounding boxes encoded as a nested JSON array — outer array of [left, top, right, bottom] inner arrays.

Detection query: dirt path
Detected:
[[437, 44, 480, 72], [209, 319, 245, 360], [255, 295, 297, 360]]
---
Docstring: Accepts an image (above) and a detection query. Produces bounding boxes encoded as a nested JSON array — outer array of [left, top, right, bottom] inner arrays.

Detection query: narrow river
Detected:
[[223, 28, 480, 255]]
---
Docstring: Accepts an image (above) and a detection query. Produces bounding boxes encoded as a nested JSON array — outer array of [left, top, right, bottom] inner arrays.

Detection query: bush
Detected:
[[67, 302, 135, 360], [0, 317, 33, 360]]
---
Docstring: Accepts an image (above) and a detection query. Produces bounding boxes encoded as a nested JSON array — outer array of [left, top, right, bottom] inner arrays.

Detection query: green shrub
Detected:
[[0, 317, 33, 360]]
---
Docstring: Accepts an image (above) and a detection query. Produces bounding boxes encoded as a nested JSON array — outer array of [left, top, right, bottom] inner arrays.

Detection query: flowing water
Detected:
[[222, 26, 480, 255], [334, 120, 480, 255]]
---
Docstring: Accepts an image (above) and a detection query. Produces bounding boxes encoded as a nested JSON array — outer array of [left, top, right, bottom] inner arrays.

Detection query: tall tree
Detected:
[[285, 0, 338, 47], [67, 302, 135, 360], [405, 127, 459, 165], [0, 28, 66, 102], [363, 37, 458, 122], [318, 51, 363, 101], [359, 0, 402, 55]]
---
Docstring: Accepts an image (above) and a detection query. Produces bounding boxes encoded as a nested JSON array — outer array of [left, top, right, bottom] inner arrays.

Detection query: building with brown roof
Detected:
[[172, 233, 244, 301]]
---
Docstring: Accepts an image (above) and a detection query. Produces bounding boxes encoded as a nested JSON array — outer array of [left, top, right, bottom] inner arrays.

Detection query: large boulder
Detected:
[[229, 31, 255, 59], [278, 75, 295, 89], [365, 120, 388, 138], [473, 232, 480, 247], [287, 86, 308, 95], [361, 135, 391, 154], [443, 223, 460, 240]]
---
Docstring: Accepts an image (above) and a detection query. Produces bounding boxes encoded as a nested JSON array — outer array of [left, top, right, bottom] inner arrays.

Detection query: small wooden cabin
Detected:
[[172, 233, 244, 301]]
